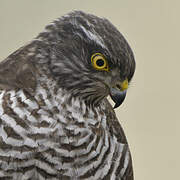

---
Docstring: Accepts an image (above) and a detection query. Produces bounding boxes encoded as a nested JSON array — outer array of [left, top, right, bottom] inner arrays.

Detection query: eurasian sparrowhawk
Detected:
[[0, 11, 135, 179]]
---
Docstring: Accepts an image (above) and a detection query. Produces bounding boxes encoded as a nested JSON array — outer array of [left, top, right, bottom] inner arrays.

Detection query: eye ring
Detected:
[[91, 53, 109, 71]]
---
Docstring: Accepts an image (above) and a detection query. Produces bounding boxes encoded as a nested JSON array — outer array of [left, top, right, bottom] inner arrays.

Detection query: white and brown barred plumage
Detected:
[[0, 11, 135, 179]]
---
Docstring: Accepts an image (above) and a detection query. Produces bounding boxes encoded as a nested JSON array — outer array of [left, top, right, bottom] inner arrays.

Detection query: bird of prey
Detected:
[[0, 11, 135, 180]]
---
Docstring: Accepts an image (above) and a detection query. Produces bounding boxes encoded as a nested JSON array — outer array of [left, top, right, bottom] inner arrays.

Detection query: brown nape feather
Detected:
[[0, 48, 37, 94]]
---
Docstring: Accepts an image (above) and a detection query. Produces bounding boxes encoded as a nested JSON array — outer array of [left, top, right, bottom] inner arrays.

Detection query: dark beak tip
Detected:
[[113, 103, 120, 109], [110, 88, 127, 109]]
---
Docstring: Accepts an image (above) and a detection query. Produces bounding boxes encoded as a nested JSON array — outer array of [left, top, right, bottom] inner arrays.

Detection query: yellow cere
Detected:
[[91, 53, 109, 71], [120, 79, 128, 91]]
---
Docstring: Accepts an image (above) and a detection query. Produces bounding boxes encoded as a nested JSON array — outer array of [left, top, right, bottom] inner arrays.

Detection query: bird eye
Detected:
[[91, 53, 109, 71]]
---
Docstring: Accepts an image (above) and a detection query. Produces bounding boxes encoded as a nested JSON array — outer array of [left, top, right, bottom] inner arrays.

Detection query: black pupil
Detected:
[[96, 59, 104, 67]]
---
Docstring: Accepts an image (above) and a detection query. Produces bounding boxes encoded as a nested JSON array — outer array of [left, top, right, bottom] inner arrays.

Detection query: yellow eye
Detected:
[[91, 53, 109, 71]]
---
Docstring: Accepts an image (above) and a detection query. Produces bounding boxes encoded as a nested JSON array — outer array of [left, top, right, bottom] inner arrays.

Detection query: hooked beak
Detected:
[[110, 79, 128, 109]]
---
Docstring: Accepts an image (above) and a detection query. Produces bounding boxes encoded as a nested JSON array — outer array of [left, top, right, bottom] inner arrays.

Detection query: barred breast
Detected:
[[0, 79, 132, 180]]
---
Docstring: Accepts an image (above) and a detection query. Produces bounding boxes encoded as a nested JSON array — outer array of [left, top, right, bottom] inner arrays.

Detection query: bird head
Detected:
[[37, 11, 135, 108]]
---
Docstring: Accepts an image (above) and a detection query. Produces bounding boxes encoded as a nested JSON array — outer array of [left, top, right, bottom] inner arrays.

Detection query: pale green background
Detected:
[[0, 0, 179, 179]]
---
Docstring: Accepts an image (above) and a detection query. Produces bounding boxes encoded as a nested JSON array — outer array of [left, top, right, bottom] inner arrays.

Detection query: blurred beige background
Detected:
[[0, 0, 179, 179]]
